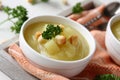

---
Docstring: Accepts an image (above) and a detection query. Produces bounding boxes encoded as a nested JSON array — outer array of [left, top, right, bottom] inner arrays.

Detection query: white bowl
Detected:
[[105, 14, 120, 65], [19, 15, 96, 77]]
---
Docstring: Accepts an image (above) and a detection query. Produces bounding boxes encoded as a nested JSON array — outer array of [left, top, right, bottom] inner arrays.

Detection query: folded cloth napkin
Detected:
[[8, 30, 120, 80], [72, 30, 120, 80]]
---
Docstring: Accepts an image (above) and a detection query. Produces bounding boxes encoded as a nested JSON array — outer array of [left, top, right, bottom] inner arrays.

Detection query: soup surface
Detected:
[[24, 22, 89, 61], [112, 20, 120, 41]]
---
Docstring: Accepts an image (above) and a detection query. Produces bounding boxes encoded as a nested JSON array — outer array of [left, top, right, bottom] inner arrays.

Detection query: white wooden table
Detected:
[[0, 0, 120, 80]]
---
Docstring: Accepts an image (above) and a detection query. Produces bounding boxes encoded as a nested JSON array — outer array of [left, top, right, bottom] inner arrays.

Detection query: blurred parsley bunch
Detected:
[[27, 0, 49, 4], [72, 2, 84, 13], [41, 0, 49, 2], [0, 5, 28, 33], [94, 74, 120, 80]]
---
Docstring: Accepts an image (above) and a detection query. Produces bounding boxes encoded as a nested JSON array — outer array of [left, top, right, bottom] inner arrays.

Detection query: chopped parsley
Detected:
[[0, 5, 28, 33], [42, 24, 62, 40], [94, 74, 120, 80], [72, 2, 84, 13]]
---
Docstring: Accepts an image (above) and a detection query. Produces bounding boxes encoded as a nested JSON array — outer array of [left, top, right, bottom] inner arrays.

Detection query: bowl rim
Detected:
[[20, 15, 96, 64], [107, 14, 120, 45]]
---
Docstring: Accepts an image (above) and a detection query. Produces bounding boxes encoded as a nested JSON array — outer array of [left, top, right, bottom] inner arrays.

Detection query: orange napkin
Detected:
[[72, 30, 120, 80], [8, 30, 120, 80]]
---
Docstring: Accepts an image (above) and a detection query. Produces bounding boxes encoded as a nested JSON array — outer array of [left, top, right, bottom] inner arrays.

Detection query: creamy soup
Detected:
[[24, 22, 89, 61], [112, 20, 120, 41]]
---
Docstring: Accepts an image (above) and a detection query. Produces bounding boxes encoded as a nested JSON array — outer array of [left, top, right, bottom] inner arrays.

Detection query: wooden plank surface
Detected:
[[0, 36, 39, 80]]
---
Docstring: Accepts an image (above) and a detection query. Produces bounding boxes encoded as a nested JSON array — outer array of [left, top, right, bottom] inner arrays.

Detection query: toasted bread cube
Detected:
[[55, 35, 66, 45], [69, 35, 79, 46], [34, 31, 42, 40], [38, 35, 47, 44]]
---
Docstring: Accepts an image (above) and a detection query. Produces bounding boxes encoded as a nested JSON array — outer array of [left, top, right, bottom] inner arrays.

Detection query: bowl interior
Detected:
[[109, 14, 120, 43], [21, 15, 96, 63]]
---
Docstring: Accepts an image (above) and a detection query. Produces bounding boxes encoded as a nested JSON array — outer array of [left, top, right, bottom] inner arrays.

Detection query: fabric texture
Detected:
[[8, 30, 120, 80], [71, 30, 120, 80]]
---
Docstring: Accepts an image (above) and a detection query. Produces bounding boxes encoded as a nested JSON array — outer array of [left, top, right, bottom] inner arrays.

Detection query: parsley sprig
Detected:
[[41, 0, 49, 2], [28, 0, 49, 4], [94, 74, 120, 80], [0, 5, 28, 33], [42, 24, 62, 40], [72, 2, 84, 13]]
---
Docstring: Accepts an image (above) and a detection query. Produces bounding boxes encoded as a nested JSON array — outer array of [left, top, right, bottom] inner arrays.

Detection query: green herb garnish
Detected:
[[41, 0, 49, 2], [72, 2, 84, 13], [94, 74, 120, 80], [0, 5, 28, 33], [42, 24, 62, 40], [28, 0, 49, 4]]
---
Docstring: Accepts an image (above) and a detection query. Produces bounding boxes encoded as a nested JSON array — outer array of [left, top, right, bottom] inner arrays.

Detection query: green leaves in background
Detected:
[[41, 0, 49, 2], [94, 74, 120, 80], [72, 2, 84, 13], [0, 5, 28, 33]]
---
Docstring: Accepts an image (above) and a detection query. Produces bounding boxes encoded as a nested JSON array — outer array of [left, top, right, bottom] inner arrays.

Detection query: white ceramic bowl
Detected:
[[105, 14, 120, 65], [19, 15, 96, 77]]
